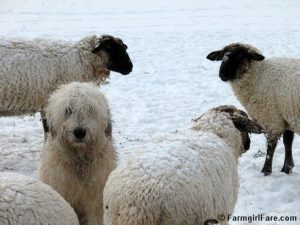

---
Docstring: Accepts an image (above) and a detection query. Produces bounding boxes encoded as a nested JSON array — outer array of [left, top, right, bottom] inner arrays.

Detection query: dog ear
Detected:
[[105, 119, 112, 139], [206, 50, 224, 61], [49, 126, 57, 139]]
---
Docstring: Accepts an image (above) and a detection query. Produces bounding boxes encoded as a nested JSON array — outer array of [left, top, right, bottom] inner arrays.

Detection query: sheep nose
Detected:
[[129, 61, 133, 70], [73, 127, 86, 139]]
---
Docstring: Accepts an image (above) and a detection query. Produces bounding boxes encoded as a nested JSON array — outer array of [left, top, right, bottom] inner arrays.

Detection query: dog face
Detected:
[[46, 82, 112, 159], [59, 101, 107, 151]]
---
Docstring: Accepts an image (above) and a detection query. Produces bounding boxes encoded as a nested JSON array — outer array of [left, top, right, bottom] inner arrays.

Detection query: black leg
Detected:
[[281, 130, 294, 174], [261, 138, 278, 176]]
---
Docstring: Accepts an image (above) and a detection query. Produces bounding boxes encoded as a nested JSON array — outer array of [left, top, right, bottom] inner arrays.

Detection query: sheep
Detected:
[[207, 43, 300, 175], [0, 34, 133, 134], [103, 105, 264, 225], [39, 82, 117, 225], [0, 172, 79, 225]]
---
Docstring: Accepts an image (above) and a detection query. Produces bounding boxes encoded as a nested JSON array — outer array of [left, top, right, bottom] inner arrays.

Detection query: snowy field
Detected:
[[1, 0, 300, 224]]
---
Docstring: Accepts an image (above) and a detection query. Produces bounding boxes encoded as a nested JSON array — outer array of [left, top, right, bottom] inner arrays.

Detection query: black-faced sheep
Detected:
[[207, 43, 300, 175], [103, 105, 264, 225], [0, 34, 133, 134]]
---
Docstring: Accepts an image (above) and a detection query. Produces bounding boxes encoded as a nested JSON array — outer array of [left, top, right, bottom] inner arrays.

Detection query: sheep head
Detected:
[[206, 43, 265, 81], [214, 105, 265, 151], [92, 35, 133, 75]]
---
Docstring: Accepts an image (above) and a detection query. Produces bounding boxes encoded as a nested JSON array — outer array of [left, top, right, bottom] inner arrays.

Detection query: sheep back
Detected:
[[103, 131, 238, 225], [230, 58, 300, 135], [0, 35, 106, 116]]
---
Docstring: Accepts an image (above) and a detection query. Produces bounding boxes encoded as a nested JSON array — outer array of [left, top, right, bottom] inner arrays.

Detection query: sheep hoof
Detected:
[[261, 166, 272, 176], [281, 165, 293, 174]]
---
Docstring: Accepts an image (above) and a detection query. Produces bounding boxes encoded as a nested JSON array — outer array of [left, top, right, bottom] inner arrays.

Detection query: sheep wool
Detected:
[[228, 50, 300, 174], [230, 57, 300, 136], [207, 43, 300, 175], [103, 108, 247, 225], [0, 172, 79, 225], [0, 35, 111, 116]]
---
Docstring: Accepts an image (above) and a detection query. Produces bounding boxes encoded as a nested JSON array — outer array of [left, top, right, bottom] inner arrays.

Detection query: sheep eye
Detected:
[[104, 44, 115, 52], [224, 52, 231, 57]]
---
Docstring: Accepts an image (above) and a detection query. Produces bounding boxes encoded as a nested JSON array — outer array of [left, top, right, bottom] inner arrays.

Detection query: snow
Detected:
[[0, 0, 300, 224]]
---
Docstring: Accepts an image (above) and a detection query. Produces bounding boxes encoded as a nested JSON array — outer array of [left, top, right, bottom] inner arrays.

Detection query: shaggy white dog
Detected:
[[39, 82, 117, 225]]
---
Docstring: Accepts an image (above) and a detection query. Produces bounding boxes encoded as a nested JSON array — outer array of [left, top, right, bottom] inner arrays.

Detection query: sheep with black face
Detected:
[[103, 105, 264, 225], [207, 43, 300, 175], [0, 34, 133, 134]]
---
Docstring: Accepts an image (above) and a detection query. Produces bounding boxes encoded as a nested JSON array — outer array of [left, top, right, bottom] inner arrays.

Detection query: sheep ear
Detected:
[[248, 50, 265, 61], [215, 105, 236, 114], [105, 120, 112, 139], [231, 114, 265, 134], [92, 37, 115, 53], [92, 40, 102, 53], [206, 50, 224, 61]]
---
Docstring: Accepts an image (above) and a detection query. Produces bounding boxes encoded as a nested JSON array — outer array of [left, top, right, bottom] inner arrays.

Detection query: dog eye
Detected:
[[65, 107, 72, 116]]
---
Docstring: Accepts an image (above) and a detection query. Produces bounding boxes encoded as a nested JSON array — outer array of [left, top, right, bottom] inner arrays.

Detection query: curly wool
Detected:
[[103, 109, 244, 225], [0, 35, 109, 116], [0, 172, 79, 225], [229, 54, 300, 137]]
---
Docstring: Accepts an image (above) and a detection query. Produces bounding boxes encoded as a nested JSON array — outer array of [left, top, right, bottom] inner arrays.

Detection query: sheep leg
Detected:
[[281, 130, 294, 174], [261, 138, 278, 175]]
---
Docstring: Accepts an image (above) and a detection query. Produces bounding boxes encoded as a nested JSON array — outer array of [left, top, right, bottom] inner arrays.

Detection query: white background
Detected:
[[0, 0, 300, 224]]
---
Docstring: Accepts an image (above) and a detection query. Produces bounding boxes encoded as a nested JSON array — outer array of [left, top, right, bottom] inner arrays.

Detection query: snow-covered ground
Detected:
[[1, 0, 300, 224]]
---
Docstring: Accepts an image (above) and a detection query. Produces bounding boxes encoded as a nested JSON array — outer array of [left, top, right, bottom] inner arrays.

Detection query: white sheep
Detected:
[[0, 34, 133, 133], [39, 82, 117, 225], [103, 105, 264, 225], [0, 172, 79, 225], [207, 43, 300, 175]]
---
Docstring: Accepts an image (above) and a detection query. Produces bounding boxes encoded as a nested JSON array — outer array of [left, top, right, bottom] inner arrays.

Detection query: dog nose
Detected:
[[73, 127, 86, 139]]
